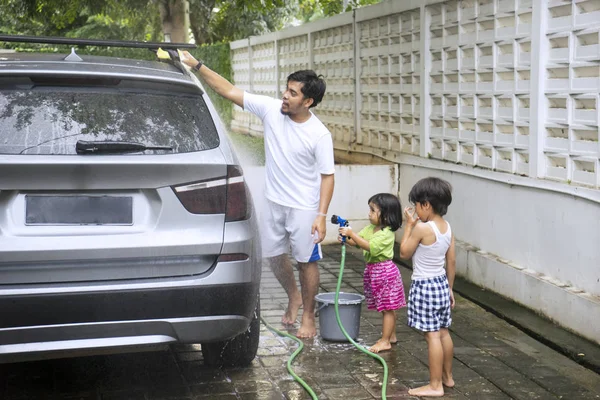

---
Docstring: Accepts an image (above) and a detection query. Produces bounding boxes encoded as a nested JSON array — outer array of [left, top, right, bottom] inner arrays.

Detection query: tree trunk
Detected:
[[188, 0, 216, 45], [158, 0, 190, 43]]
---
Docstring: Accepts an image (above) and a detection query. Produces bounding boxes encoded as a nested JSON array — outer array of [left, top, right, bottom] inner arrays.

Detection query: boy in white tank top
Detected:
[[400, 177, 456, 398]]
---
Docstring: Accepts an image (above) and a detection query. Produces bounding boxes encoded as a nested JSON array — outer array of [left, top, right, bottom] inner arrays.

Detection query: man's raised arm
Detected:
[[180, 51, 244, 108]]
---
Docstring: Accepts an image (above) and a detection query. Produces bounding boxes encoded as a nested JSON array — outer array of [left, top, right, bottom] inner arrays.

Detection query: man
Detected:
[[180, 52, 335, 338]]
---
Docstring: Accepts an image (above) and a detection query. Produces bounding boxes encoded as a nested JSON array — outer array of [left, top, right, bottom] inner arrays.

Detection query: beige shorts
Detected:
[[259, 200, 322, 263]]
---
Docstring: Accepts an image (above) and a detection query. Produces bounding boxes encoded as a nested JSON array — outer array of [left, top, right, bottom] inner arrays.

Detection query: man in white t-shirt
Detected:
[[181, 52, 335, 338]]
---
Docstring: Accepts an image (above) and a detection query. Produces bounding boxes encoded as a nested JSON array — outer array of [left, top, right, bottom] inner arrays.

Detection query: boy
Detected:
[[400, 177, 456, 397]]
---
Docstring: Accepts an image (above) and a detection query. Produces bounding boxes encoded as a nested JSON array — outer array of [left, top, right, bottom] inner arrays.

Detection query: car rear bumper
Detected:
[[0, 315, 251, 363], [1, 281, 259, 329], [0, 276, 260, 363]]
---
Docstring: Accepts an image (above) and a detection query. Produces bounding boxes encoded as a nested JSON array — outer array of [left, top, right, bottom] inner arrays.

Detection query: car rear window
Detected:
[[0, 85, 220, 155]]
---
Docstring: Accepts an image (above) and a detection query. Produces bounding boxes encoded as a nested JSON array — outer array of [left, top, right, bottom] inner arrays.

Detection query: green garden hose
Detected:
[[260, 316, 318, 400], [335, 244, 389, 399], [261, 243, 389, 399]]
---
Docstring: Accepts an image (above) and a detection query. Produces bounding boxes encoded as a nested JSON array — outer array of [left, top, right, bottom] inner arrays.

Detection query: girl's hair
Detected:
[[408, 177, 453, 216], [368, 193, 402, 231]]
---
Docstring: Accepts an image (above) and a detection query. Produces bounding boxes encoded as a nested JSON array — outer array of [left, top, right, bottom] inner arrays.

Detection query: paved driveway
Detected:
[[1, 245, 599, 399]]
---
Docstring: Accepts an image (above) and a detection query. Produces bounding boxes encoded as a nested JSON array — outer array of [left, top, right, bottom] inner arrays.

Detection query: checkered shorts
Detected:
[[407, 275, 452, 332]]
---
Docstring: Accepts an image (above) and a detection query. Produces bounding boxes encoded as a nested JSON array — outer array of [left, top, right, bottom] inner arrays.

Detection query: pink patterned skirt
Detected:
[[363, 259, 407, 312]]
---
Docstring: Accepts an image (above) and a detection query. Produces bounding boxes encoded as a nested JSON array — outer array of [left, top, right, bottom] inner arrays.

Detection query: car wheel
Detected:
[[201, 299, 260, 367]]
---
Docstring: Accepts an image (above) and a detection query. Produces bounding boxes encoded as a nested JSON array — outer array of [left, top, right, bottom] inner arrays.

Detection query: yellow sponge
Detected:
[[156, 47, 171, 60]]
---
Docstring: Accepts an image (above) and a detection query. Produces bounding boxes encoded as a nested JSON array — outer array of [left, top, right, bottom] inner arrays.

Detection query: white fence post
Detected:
[[248, 38, 254, 94], [308, 32, 314, 71], [529, 0, 549, 179], [353, 9, 362, 145], [420, 3, 431, 158]]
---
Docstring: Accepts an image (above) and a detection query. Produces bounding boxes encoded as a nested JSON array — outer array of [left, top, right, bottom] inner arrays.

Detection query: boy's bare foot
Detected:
[[408, 384, 444, 397], [390, 333, 397, 344], [442, 374, 455, 388], [369, 339, 392, 353], [296, 314, 317, 338], [282, 294, 303, 325]]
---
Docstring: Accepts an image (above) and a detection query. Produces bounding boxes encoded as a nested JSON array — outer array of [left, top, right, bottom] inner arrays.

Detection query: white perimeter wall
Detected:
[[397, 157, 600, 345], [244, 165, 397, 244], [245, 163, 600, 345]]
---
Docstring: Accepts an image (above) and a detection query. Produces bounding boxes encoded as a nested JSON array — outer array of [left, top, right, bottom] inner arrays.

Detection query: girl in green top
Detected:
[[338, 193, 407, 353]]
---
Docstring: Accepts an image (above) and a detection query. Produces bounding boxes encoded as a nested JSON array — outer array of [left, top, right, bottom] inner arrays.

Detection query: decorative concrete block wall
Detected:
[[428, 0, 534, 174], [313, 23, 356, 144], [357, 8, 422, 156], [231, 0, 600, 188], [229, 0, 600, 344], [543, 0, 600, 186]]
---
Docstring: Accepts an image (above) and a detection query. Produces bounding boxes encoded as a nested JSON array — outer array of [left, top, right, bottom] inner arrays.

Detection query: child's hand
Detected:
[[339, 226, 352, 238], [404, 207, 419, 226], [450, 290, 455, 309]]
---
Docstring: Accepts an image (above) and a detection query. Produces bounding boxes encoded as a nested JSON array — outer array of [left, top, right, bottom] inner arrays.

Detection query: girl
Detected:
[[400, 177, 456, 398], [338, 193, 406, 353]]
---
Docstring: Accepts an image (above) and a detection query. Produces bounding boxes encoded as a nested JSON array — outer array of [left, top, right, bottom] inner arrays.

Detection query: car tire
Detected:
[[201, 298, 260, 367]]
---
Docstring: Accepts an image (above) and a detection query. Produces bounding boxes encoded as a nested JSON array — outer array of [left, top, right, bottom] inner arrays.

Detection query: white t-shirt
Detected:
[[243, 92, 335, 210]]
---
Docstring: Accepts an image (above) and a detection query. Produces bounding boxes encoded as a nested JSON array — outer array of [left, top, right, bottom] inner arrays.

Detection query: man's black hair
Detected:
[[287, 70, 326, 108], [368, 193, 402, 231], [408, 177, 453, 216]]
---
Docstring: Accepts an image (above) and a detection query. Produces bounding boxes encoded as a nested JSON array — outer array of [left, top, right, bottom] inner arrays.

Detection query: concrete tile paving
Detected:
[[0, 245, 598, 400]]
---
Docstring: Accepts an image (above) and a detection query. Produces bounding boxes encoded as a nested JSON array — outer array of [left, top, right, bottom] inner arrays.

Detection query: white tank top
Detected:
[[412, 221, 452, 279]]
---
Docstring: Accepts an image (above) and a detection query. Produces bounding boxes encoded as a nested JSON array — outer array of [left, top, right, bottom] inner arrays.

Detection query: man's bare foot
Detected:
[[282, 294, 303, 325], [369, 339, 392, 353], [390, 333, 397, 344], [408, 384, 444, 397], [296, 314, 317, 338], [442, 374, 455, 388]]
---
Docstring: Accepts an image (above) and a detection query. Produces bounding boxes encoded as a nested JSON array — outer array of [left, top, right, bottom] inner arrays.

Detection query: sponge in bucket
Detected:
[[315, 292, 365, 341]]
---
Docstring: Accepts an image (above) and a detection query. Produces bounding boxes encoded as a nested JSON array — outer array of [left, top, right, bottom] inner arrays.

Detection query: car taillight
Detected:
[[225, 165, 249, 222], [172, 165, 250, 221]]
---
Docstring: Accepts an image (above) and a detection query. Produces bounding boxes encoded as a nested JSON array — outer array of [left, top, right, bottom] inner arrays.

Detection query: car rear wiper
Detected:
[[76, 140, 173, 154]]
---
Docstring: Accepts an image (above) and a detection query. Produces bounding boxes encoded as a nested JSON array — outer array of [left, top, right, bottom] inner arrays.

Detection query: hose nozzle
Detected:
[[331, 214, 349, 243], [330, 214, 348, 227]]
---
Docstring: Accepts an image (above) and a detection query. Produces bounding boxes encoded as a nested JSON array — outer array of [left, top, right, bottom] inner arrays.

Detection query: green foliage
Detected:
[[189, 42, 233, 127], [0, 0, 380, 46], [298, 0, 382, 23], [0, 0, 151, 37], [66, 12, 162, 43], [208, 0, 297, 43], [0, 0, 162, 50], [1, 0, 380, 131], [0, 0, 93, 35]]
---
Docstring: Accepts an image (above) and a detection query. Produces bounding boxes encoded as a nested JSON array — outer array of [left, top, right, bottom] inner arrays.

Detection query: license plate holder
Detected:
[[25, 195, 133, 225]]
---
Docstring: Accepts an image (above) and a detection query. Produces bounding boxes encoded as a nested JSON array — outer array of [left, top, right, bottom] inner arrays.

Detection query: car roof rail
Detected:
[[0, 34, 196, 50], [0, 34, 196, 74]]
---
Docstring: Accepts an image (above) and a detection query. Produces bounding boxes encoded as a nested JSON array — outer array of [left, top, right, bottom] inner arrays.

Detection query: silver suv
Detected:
[[0, 36, 261, 366]]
